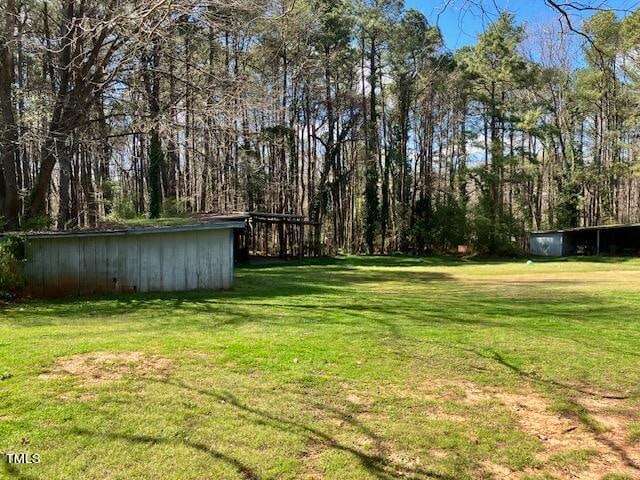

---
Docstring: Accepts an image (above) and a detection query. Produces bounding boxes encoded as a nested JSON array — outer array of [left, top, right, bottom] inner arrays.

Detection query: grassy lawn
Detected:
[[2, 256, 640, 479]]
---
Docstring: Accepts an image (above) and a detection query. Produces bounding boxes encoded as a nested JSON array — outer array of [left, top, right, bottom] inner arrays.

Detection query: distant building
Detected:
[[529, 224, 640, 257]]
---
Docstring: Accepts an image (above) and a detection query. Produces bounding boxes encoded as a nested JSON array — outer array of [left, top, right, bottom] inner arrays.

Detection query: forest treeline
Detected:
[[0, 0, 639, 254]]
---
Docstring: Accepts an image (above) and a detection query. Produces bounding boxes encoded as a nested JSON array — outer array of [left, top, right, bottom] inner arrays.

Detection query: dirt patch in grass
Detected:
[[480, 459, 517, 479], [40, 351, 175, 385], [345, 393, 369, 406], [427, 379, 640, 479], [58, 391, 97, 402], [299, 438, 328, 479], [577, 397, 640, 479]]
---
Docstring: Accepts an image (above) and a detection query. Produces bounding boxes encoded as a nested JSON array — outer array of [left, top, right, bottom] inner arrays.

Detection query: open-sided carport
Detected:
[[530, 223, 640, 257]]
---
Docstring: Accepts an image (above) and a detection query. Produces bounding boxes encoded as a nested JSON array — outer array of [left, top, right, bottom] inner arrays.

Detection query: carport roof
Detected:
[[531, 223, 640, 235]]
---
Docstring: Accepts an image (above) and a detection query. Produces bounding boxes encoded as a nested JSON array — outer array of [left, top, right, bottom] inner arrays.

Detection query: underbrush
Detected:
[[0, 235, 25, 299]]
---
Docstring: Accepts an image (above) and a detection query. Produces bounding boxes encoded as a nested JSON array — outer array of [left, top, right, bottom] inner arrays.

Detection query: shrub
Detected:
[[411, 196, 468, 254], [21, 214, 53, 232], [469, 199, 524, 256], [0, 236, 25, 299], [162, 198, 190, 217], [113, 192, 137, 220], [429, 196, 468, 252]]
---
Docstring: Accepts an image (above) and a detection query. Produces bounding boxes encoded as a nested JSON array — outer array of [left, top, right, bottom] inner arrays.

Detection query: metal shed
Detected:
[[529, 231, 567, 256], [530, 223, 640, 257], [4, 220, 245, 297]]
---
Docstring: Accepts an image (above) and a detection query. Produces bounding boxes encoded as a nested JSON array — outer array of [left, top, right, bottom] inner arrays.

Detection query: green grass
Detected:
[[2, 256, 640, 479], [548, 448, 599, 469]]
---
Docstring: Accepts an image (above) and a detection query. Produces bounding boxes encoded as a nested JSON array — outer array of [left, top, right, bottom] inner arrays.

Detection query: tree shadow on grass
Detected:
[[69, 427, 259, 480], [4, 253, 639, 317], [481, 349, 632, 400], [5, 258, 640, 402], [315, 402, 387, 458], [4, 253, 639, 327], [238, 255, 471, 270], [135, 377, 457, 480], [2, 462, 41, 480], [1, 270, 624, 325], [2, 268, 455, 323], [472, 348, 640, 475], [4, 268, 639, 373], [240, 255, 640, 270]]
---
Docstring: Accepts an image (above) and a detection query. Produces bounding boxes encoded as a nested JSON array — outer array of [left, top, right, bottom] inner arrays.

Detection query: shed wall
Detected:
[[529, 232, 564, 256], [23, 228, 234, 297]]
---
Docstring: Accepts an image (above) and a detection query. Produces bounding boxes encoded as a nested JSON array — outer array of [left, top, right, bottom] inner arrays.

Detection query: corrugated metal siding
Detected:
[[529, 232, 564, 257], [22, 228, 235, 297]]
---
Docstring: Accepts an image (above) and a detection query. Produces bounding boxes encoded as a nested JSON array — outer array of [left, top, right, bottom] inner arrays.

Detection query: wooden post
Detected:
[[596, 229, 601, 255], [278, 219, 286, 259], [250, 217, 255, 256], [299, 220, 304, 259]]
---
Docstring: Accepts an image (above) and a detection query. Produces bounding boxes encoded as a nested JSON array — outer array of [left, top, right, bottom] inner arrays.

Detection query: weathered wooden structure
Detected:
[[7, 220, 245, 297], [241, 212, 321, 259]]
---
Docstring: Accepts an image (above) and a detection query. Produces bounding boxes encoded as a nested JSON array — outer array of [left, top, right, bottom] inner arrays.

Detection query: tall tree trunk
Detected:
[[57, 146, 72, 229], [81, 145, 98, 227], [97, 94, 113, 216], [144, 39, 163, 219], [0, 0, 20, 229], [148, 131, 164, 219], [164, 50, 178, 202], [27, 0, 75, 221], [364, 35, 379, 254]]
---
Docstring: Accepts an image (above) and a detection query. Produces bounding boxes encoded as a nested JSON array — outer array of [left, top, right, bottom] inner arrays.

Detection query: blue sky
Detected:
[[404, 0, 640, 51]]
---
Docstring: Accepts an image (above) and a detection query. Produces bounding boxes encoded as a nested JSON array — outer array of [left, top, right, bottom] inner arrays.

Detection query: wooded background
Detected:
[[0, 0, 639, 254]]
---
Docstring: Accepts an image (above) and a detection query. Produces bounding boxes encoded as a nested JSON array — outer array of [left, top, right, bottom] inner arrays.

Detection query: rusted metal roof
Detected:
[[0, 219, 245, 240]]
